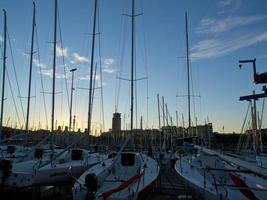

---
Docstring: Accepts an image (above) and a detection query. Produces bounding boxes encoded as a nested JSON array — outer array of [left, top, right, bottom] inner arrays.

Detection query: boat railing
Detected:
[[134, 167, 145, 195], [38, 134, 88, 168], [178, 154, 184, 173], [187, 161, 267, 194], [33, 158, 42, 173], [217, 183, 267, 191], [189, 162, 252, 174], [203, 167, 207, 189], [211, 174, 218, 194]]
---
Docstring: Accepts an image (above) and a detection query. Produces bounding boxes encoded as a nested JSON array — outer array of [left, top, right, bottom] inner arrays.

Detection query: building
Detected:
[[112, 112, 121, 133]]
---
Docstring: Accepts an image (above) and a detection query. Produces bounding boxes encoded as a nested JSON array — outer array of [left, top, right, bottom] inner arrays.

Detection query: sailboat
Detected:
[[29, 0, 107, 186], [0, 2, 64, 188], [72, 150, 159, 200], [174, 13, 267, 200], [0, 1, 107, 188], [175, 147, 267, 199], [72, 0, 159, 199]]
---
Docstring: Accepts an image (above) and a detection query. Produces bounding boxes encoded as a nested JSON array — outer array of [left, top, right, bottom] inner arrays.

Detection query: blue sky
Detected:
[[0, 0, 266, 134]]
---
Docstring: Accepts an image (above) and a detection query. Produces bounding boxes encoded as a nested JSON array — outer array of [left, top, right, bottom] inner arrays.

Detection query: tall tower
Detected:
[[112, 112, 121, 133]]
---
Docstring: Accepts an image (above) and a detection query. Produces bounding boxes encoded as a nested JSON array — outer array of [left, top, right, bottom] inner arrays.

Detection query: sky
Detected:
[[0, 0, 266, 134]]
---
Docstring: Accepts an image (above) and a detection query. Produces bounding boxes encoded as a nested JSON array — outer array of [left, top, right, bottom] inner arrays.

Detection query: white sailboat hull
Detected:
[[72, 152, 159, 200], [0, 151, 107, 188], [175, 151, 267, 200], [174, 156, 226, 200]]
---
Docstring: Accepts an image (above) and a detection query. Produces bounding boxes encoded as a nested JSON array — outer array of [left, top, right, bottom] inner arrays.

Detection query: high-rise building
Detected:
[[112, 112, 121, 133]]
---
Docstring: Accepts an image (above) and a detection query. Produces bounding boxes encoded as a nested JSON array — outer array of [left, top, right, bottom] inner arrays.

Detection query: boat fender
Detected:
[[72, 149, 83, 160], [85, 173, 98, 193], [7, 145, 16, 154], [170, 158, 176, 168], [0, 159, 12, 183], [34, 148, 44, 159], [108, 152, 117, 158]]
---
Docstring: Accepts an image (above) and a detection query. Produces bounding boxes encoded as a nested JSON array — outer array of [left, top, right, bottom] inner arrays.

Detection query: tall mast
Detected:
[[157, 94, 162, 152], [165, 103, 169, 126], [130, 0, 135, 135], [185, 12, 191, 134], [87, 0, 98, 134], [0, 10, 7, 139], [176, 110, 178, 127], [162, 96, 165, 127], [26, 2, 36, 131], [157, 94, 161, 129], [51, 0, 58, 132]]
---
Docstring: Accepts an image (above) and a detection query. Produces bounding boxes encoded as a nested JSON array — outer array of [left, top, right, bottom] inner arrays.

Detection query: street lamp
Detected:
[[69, 68, 77, 131]]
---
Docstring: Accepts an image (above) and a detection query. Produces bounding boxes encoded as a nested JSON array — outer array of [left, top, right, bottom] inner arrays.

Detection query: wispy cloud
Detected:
[[18, 49, 28, 57], [71, 52, 89, 63], [33, 58, 46, 69], [191, 31, 267, 60], [103, 68, 116, 74], [102, 58, 116, 74], [219, 0, 234, 7], [196, 15, 267, 34], [103, 58, 114, 65], [79, 74, 100, 81], [38, 68, 68, 79], [18, 48, 47, 69], [38, 69, 53, 78], [56, 45, 68, 57], [194, 0, 267, 60], [257, 54, 267, 60], [218, 0, 241, 15]]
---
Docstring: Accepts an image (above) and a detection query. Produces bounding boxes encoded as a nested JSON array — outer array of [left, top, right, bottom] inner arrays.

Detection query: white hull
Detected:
[[256, 154, 267, 169], [0, 150, 107, 188], [35, 153, 106, 186], [175, 150, 267, 200], [72, 152, 159, 200]]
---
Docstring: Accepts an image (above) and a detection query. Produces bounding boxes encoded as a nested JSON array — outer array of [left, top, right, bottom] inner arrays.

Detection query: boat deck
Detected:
[[201, 147, 267, 178], [1, 159, 196, 200]]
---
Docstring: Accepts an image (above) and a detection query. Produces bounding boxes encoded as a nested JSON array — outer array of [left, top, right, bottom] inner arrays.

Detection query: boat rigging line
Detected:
[[90, 62, 98, 134], [87, 0, 98, 134], [57, 6, 70, 111], [7, 28, 26, 126], [235, 101, 252, 153], [6, 68, 22, 129], [115, 2, 129, 113], [0, 10, 22, 133], [97, 4, 105, 132], [35, 20, 49, 129], [25, 2, 36, 132]]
